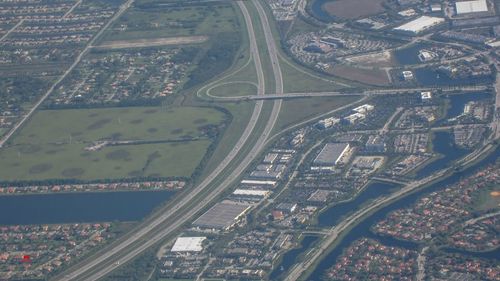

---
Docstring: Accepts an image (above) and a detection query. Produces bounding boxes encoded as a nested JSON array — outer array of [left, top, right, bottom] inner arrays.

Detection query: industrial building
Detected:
[[394, 16, 445, 34], [455, 0, 488, 14], [192, 201, 251, 230], [171, 237, 206, 252], [232, 189, 270, 201], [313, 143, 350, 168]]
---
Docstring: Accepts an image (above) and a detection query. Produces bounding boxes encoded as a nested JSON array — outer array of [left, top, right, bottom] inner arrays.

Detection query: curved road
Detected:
[[53, 1, 284, 280]]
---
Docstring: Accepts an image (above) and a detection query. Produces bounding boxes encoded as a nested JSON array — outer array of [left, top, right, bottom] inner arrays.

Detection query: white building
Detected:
[[402, 70, 414, 80], [171, 237, 206, 252], [421, 91, 432, 100], [353, 104, 374, 114], [394, 16, 445, 34], [344, 113, 366, 124], [455, 0, 488, 14], [317, 117, 340, 129]]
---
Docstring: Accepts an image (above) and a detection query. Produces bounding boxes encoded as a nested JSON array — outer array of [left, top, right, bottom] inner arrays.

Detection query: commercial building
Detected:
[[171, 237, 206, 252], [313, 143, 350, 167], [394, 16, 445, 34], [317, 117, 340, 129], [344, 113, 366, 124], [353, 104, 374, 114], [421, 91, 432, 100], [455, 0, 488, 15], [192, 201, 251, 230]]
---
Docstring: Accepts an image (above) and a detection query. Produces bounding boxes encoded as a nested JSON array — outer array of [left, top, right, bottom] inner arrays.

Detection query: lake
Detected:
[[415, 68, 493, 87], [0, 191, 175, 225], [414, 131, 469, 179], [444, 92, 492, 120]]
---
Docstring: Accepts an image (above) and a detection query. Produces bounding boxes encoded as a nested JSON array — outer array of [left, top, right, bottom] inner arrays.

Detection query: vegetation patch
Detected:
[[0, 107, 226, 182]]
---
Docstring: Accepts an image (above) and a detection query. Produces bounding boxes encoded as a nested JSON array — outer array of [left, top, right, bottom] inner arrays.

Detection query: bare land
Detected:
[[344, 50, 397, 68], [95, 36, 208, 50], [322, 0, 386, 19]]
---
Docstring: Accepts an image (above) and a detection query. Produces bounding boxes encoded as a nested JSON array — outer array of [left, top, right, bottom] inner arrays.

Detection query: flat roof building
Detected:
[[192, 201, 251, 230], [313, 143, 350, 166], [233, 189, 270, 197], [353, 104, 374, 114], [455, 0, 488, 14], [394, 16, 445, 34], [171, 237, 206, 252]]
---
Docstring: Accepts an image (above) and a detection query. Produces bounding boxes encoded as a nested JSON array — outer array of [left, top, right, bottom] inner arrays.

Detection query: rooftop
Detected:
[[455, 0, 488, 14], [192, 201, 251, 230], [171, 237, 206, 252]]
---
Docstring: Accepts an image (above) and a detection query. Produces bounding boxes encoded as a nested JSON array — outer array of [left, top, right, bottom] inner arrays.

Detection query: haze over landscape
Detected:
[[0, 0, 499, 280]]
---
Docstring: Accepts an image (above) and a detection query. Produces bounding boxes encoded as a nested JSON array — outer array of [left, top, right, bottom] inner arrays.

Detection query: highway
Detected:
[[0, 0, 134, 148], [52, 0, 284, 280]]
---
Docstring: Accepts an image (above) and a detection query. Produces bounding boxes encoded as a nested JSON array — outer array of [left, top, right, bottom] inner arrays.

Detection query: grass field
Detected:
[[473, 184, 500, 211], [101, 3, 239, 42], [0, 107, 225, 181], [279, 56, 348, 93], [322, 0, 385, 19], [329, 65, 390, 86], [208, 82, 257, 97], [273, 95, 360, 133]]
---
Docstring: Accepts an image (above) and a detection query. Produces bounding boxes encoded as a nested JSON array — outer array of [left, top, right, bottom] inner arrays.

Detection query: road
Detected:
[[52, 0, 284, 280], [204, 85, 489, 101], [0, 0, 134, 148]]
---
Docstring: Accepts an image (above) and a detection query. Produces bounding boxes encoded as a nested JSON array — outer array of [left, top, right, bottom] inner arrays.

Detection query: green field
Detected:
[[473, 184, 500, 211], [208, 82, 257, 98], [0, 107, 225, 181], [101, 3, 239, 41]]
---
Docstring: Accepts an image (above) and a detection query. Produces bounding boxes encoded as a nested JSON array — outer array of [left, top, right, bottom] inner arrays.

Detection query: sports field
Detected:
[[0, 107, 225, 181]]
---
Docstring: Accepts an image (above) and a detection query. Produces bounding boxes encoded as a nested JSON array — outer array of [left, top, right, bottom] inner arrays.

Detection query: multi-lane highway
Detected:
[[53, 1, 284, 280]]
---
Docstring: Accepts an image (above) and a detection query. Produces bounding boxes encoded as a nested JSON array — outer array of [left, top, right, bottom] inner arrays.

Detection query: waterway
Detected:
[[306, 147, 500, 280], [0, 190, 175, 225], [317, 181, 400, 227], [270, 235, 319, 280], [414, 131, 469, 179]]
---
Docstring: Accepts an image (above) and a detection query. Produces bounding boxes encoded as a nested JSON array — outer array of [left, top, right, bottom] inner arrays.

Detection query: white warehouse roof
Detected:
[[455, 0, 488, 14], [233, 189, 270, 197], [394, 16, 445, 34], [171, 237, 206, 252]]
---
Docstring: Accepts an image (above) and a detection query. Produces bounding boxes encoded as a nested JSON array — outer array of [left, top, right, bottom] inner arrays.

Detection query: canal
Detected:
[[306, 147, 499, 280], [0, 190, 175, 225]]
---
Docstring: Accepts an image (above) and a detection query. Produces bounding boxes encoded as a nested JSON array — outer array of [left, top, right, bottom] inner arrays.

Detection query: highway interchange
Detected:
[[53, 0, 285, 280]]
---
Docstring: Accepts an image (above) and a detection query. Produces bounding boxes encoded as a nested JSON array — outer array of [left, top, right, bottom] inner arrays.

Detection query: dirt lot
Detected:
[[344, 50, 397, 68], [329, 64, 390, 86], [96, 36, 208, 50], [323, 0, 386, 19]]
